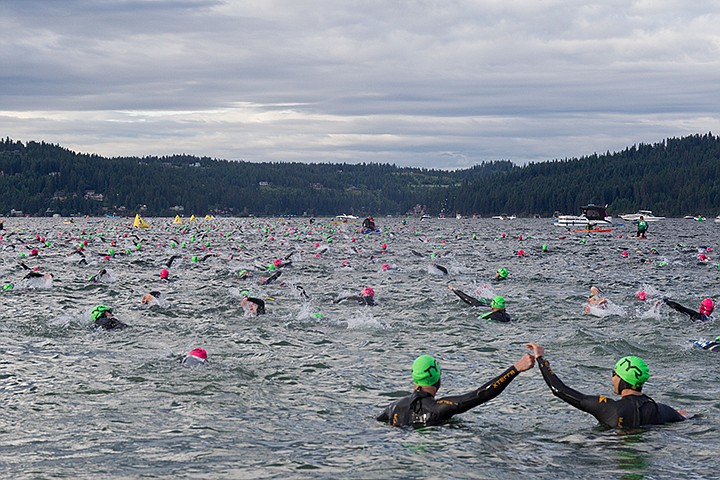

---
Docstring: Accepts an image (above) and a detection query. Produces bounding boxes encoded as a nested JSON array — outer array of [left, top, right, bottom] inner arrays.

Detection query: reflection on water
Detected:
[[1, 217, 719, 478]]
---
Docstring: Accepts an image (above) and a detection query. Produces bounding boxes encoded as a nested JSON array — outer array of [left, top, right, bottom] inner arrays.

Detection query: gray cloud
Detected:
[[1, 0, 719, 169]]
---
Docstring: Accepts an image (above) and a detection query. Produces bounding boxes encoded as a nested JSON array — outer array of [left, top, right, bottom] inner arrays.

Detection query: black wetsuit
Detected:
[[377, 366, 520, 428], [451, 288, 490, 307], [698, 341, 720, 352], [94, 315, 128, 330], [480, 310, 512, 323], [537, 357, 685, 428], [665, 299, 709, 321]]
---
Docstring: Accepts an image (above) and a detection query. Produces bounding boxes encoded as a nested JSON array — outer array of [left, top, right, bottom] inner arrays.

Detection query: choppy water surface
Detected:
[[2, 217, 719, 479]]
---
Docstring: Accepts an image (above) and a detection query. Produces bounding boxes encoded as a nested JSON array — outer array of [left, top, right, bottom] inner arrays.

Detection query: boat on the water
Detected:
[[554, 204, 612, 227], [619, 210, 665, 222], [335, 214, 358, 220], [492, 214, 516, 220]]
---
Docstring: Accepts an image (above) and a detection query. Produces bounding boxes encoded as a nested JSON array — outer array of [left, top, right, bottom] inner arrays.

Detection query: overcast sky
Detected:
[[2, 0, 719, 169]]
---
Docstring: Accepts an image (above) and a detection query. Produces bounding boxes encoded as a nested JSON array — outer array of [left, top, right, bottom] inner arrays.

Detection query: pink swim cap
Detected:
[[362, 287, 375, 297], [160, 269, 169, 279], [699, 254, 708, 261], [381, 263, 391, 271], [636, 291, 646, 301], [273, 259, 282, 267], [700, 298, 714, 315], [517, 249, 525, 257], [188, 348, 208, 360], [622, 251, 629, 257]]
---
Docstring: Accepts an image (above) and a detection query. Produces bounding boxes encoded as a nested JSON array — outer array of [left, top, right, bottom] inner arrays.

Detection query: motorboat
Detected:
[[335, 214, 358, 221], [619, 210, 665, 222], [492, 214, 517, 220], [554, 204, 612, 227]]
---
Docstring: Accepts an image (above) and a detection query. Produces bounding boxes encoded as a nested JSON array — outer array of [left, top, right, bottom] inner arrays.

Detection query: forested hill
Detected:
[[1, 133, 719, 217]]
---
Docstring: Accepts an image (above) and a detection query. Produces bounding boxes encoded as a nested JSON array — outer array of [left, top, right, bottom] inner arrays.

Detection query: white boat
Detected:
[[335, 214, 358, 220], [554, 204, 612, 227], [715, 215, 720, 224], [619, 210, 665, 222], [492, 214, 516, 220]]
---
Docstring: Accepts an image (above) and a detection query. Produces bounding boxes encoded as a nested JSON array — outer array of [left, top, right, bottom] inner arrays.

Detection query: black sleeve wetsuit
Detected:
[[95, 316, 128, 330], [537, 357, 685, 428], [451, 288, 490, 307], [376, 366, 520, 428], [480, 310, 512, 323], [700, 341, 720, 352], [665, 299, 708, 321]]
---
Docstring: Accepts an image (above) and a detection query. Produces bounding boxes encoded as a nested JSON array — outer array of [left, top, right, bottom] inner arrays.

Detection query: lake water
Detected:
[[1, 216, 718, 479]]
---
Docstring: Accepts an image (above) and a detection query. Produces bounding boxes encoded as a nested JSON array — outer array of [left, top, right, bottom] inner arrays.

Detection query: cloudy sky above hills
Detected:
[[2, 0, 719, 168]]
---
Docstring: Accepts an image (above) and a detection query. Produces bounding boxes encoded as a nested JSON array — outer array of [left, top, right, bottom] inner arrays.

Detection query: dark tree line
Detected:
[[1, 133, 719, 217]]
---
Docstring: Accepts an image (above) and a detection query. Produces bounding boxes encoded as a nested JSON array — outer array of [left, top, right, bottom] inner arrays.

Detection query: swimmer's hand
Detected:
[[678, 409, 689, 418], [526, 342, 544, 358], [447, 284, 455, 291], [514, 353, 535, 372]]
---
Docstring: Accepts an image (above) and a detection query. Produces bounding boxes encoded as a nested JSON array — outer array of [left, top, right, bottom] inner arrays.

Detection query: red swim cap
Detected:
[[636, 291, 646, 301], [362, 287, 375, 297], [700, 298, 714, 315], [160, 269, 169, 279], [517, 249, 525, 257], [188, 348, 207, 359], [273, 259, 282, 267]]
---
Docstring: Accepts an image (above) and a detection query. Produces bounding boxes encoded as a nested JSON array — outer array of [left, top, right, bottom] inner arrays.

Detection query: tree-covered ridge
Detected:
[[1, 133, 719, 217]]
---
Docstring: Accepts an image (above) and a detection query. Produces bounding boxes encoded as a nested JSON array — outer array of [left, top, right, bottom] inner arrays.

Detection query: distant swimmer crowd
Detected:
[[0, 213, 715, 432]]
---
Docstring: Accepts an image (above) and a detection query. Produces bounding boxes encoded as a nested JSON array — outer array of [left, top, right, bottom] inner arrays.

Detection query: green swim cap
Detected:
[[91, 305, 112, 321], [191, 255, 199, 262], [497, 268, 508, 279], [614, 356, 649, 388], [412, 354, 441, 387], [3, 283, 13, 291], [542, 244, 548, 252], [491, 295, 505, 309]]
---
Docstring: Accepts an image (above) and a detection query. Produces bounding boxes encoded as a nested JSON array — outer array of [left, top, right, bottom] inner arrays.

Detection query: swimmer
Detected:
[[159, 269, 170, 281], [88, 268, 112, 283], [495, 268, 508, 280], [241, 295, 266, 315], [141, 291, 164, 306], [527, 343, 687, 427], [636, 216, 648, 238], [334, 287, 376, 306], [584, 286, 608, 313], [261, 270, 282, 285], [662, 297, 713, 321], [377, 351, 535, 428], [181, 348, 208, 367], [694, 336, 720, 352], [91, 305, 128, 330], [20, 271, 53, 289], [482, 296, 511, 322]]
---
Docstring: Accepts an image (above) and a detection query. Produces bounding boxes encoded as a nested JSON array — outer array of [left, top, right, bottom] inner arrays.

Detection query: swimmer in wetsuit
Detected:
[[584, 286, 608, 314], [241, 293, 266, 315], [526, 343, 687, 428], [91, 305, 128, 330], [334, 287, 375, 306], [663, 297, 713, 321], [377, 352, 535, 428], [495, 267, 508, 280], [481, 296, 511, 322], [448, 286, 511, 322]]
